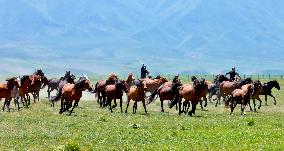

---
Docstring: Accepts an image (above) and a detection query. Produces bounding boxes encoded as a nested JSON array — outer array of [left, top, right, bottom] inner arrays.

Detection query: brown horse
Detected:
[[59, 76, 92, 115], [125, 73, 135, 90], [144, 76, 168, 95], [147, 75, 181, 112], [248, 80, 263, 112], [105, 80, 128, 112], [94, 73, 118, 107], [228, 84, 256, 115], [171, 79, 208, 116], [27, 75, 42, 103], [125, 80, 148, 114], [18, 75, 32, 108], [218, 78, 252, 107], [0, 77, 21, 111]]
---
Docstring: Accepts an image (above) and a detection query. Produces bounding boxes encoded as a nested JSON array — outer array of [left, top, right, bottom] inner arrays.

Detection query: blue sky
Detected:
[[0, 0, 284, 75]]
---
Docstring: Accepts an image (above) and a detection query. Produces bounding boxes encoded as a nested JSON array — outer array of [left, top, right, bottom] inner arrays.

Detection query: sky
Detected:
[[0, 0, 284, 76]]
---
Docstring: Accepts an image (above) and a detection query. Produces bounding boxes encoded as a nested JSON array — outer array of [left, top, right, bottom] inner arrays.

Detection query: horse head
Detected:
[[6, 77, 21, 89], [273, 80, 280, 90]]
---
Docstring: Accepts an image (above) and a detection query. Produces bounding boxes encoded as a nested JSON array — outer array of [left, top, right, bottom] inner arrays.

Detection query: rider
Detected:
[[226, 67, 240, 81], [140, 64, 149, 79]]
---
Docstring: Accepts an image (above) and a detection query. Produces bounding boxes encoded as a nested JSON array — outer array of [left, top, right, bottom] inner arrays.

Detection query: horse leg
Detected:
[[200, 101, 204, 111], [252, 99, 256, 112], [37, 91, 40, 102], [6, 99, 11, 112], [47, 87, 50, 98], [203, 97, 207, 107], [178, 99, 182, 115], [125, 96, 130, 113], [112, 99, 117, 109], [133, 101, 138, 114], [3, 99, 7, 111], [160, 100, 164, 112], [265, 95, 267, 106], [108, 98, 113, 113], [257, 98, 262, 109], [15, 97, 20, 110], [248, 99, 253, 111], [59, 97, 64, 114], [33, 93, 36, 103], [69, 101, 78, 115], [142, 99, 148, 114], [120, 97, 123, 113], [230, 98, 237, 115], [188, 102, 197, 117], [269, 94, 276, 105]]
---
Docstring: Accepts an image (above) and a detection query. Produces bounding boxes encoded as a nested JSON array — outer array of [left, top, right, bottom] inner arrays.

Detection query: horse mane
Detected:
[[20, 75, 30, 85], [74, 79, 87, 90], [191, 76, 197, 82], [154, 75, 161, 79], [34, 69, 44, 77]]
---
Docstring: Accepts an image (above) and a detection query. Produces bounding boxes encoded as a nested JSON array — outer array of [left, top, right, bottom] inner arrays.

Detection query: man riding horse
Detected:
[[226, 67, 240, 81], [140, 64, 149, 79]]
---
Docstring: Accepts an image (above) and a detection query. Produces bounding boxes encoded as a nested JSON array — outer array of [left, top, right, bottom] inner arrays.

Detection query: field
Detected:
[[0, 77, 283, 150]]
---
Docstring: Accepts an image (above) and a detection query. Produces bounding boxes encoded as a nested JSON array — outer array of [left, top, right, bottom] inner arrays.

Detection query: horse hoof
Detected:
[[254, 110, 257, 112], [161, 110, 164, 112], [188, 112, 193, 117]]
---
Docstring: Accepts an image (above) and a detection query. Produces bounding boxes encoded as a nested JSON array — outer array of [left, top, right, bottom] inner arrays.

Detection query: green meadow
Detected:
[[0, 77, 283, 150]]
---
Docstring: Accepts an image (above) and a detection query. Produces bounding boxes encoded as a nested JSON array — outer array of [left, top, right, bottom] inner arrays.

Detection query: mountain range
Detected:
[[1, 0, 284, 77]]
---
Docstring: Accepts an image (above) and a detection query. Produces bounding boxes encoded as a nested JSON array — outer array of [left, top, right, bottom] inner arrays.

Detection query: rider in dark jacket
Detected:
[[140, 64, 149, 79], [226, 67, 240, 81]]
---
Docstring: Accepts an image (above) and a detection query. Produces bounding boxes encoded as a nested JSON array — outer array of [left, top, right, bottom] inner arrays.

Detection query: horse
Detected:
[[105, 80, 128, 112], [47, 71, 75, 99], [28, 69, 48, 102], [207, 74, 230, 103], [49, 71, 76, 107], [260, 80, 280, 105], [248, 80, 263, 112], [27, 75, 42, 104], [125, 73, 135, 90], [228, 83, 256, 115], [94, 73, 117, 107], [125, 80, 148, 114], [0, 77, 21, 111], [18, 75, 32, 108], [147, 75, 181, 112], [218, 78, 252, 107], [59, 75, 92, 115], [143, 75, 168, 95], [169, 79, 208, 116]]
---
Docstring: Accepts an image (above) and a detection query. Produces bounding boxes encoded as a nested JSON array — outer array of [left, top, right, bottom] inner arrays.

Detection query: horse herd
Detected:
[[0, 70, 281, 116]]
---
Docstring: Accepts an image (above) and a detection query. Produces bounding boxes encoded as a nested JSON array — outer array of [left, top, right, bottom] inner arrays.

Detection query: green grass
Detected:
[[0, 79, 283, 150]]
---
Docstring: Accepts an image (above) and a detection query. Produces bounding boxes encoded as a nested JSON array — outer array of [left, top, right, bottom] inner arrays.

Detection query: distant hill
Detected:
[[1, 0, 284, 75]]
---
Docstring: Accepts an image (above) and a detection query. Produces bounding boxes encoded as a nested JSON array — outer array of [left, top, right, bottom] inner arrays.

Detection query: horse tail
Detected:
[[147, 89, 159, 104], [168, 94, 179, 109], [50, 90, 62, 102]]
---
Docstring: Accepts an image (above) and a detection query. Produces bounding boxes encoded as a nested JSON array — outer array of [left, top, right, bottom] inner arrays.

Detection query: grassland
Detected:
[[0, 77, 283, 150]]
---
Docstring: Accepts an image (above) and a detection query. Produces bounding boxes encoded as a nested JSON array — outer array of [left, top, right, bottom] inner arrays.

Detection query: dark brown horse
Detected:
[[125, 80, 148, 114], [105, 80, 128, 112], [147, 75, 181, 112], [228, 84, 256, 115], [260, 80, 280, 105], [169, 79, 208, 116], [27, 75, 42, 103], [0, 77, 21, 111], [18, 75, 32, 108], [49, 71, 76, 107], [94, 73, 117, 107], [59, 76, 92, 115]]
